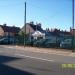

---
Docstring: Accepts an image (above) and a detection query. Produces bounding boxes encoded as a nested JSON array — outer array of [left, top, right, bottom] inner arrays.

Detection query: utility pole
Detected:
[[72, 0, 74, 30], [72, 0, 74, 51], [24, 2, 26, 47]]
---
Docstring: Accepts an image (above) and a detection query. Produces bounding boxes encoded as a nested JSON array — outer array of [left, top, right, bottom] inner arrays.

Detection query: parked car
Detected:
[[60, 39, 75, 49], [0, 37, 18, 44], [33, 38, 61, 48], [44, 38, 61, 48], [33, 39, 47, 47]]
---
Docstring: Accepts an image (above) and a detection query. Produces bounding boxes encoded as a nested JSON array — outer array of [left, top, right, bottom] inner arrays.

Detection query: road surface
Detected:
[[0, 45, 75, 75]]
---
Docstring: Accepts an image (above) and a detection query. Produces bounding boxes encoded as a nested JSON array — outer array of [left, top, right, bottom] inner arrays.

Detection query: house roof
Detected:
[[43, 30, 71, 37], [0, 25, 20, 33], [45, 32, 60, 37], [52, 29, 71, 35], [59, 31, 71, 35], [27, 23, 43, 32]]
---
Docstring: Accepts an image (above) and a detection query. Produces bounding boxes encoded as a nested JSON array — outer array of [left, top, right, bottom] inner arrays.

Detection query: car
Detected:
[[33, 39, 47, 47], [33, 36, 63, 48], [40, 37, 62, 48], [34, 38, 55, 47], [44, 39, 57, 48], [0, 37, 17, 44], [60, 39, 75, 49]]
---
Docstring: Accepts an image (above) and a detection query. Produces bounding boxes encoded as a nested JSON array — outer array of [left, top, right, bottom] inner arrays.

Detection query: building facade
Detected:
[[20, 22, 43, 34], [0, 24, 20, 37]]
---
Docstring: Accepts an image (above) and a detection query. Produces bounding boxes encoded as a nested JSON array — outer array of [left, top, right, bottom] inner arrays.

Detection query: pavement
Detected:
[[2, 45, 75, 57]]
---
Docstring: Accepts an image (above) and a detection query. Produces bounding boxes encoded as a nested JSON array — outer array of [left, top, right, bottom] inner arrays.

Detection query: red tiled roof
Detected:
[[0, 25, 20, 33]]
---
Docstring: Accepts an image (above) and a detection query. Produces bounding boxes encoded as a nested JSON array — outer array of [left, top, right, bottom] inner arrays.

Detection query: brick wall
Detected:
[[70, 29, 75, 35], [0, 27, 4, 37]]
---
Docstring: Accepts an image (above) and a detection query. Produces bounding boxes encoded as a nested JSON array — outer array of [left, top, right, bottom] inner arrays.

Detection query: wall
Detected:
[[0, 27, 4, 37], [20, 24, 35, 34]]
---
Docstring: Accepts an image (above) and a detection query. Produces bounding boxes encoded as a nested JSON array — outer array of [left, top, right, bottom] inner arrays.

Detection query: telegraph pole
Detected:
[[24, 2, 26, 47], [72, 0, 74, 51], [72, 0, 74, 31]]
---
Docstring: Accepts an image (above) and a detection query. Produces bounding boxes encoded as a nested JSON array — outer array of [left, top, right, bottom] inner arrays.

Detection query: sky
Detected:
[[0, 0, 74, 31]]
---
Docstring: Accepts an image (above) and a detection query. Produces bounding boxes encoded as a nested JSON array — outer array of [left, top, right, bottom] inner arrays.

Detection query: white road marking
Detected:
[[15, 54, 54, 62]]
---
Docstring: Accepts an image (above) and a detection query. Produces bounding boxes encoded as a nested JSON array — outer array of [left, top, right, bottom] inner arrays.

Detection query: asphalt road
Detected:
[[0, 45, 75, 75]]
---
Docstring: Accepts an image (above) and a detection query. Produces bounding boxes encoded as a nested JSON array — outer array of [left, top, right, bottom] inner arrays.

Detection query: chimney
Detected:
[[70, 27, 72, 31], [30, 21, 34, 25], [51, 28, 53, 32], [37, 23, 41, 28], [3, 24, 7, 26], [46, 28, 48, 32]]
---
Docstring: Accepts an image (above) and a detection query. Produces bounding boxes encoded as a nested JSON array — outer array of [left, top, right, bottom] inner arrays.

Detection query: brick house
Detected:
[[70, 29, 75, 35], [20, 22, 43, 34], [0, 24, 20, 37]]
